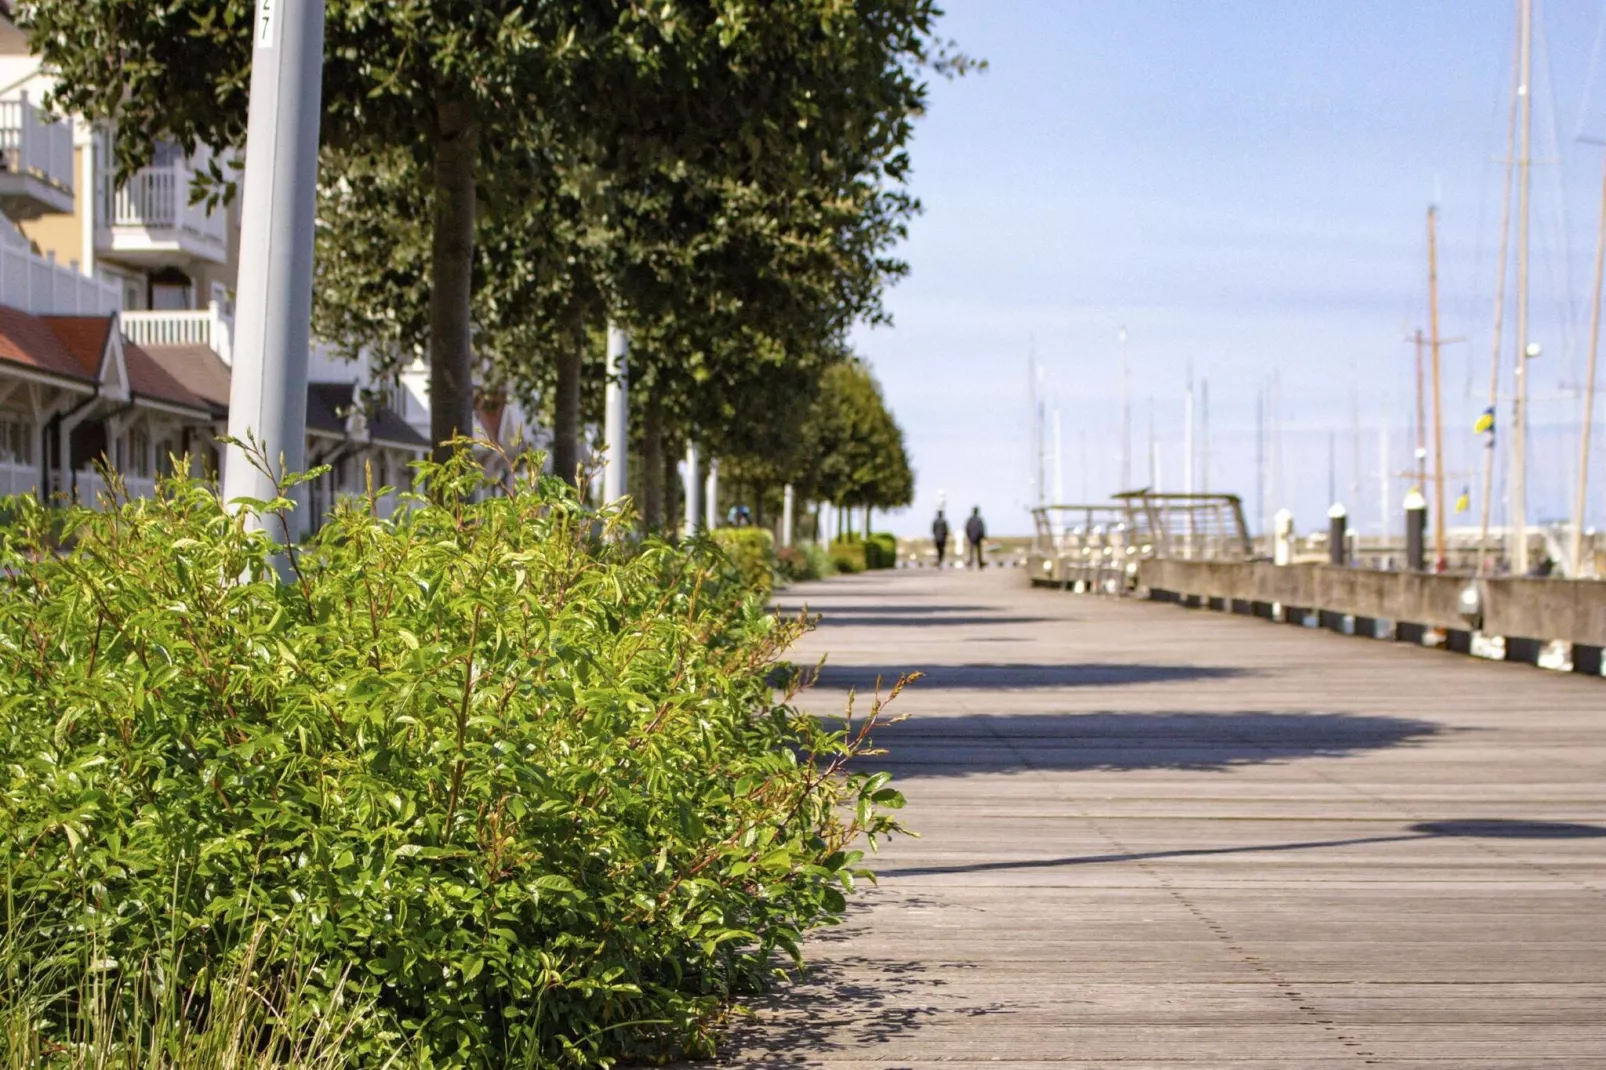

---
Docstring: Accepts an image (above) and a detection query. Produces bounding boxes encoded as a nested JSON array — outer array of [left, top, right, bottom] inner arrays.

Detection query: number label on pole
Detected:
[[257, 0, 276, 48]]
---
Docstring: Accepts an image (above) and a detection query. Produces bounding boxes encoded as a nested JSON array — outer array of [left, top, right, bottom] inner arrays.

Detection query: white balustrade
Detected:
[[105, 146, 228, 250], [0, 93, 74, 194], [0, 237, 120, 315], [120, 305, 233, 363], [0, 460, 38, 498]]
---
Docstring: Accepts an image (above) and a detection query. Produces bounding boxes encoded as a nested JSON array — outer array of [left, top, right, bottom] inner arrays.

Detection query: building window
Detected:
[[155, 437, 177, 476], [128, 427, 152, 478], [0, 417, 34, 466]]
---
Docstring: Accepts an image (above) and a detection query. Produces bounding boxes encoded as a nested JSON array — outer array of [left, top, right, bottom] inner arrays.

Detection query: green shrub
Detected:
[[711, 527, 776, 596], [800, 541, 836, 580], [775, 545, 810, 583], [867, 532, 898, 570], [0, 450, 907, 1069], [828, 538, 867, 574]]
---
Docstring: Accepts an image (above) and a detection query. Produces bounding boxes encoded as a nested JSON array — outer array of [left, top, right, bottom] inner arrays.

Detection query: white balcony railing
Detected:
[[104, 145, 227, 249], [72, 469, 157, 508], [0, 93, 74, 196], [0, 460, 38, 499], [0, 234, 120, 316], [120, 304, 233, 364]]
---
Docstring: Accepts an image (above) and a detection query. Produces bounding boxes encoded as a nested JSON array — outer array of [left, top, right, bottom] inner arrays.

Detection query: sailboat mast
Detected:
[[1415, 328, 1427, 490], [1570, 152, 1606, 577], [1478, 1, 1521, 577], [1429, 206, 1448, 570], [1119, 326, 1131, 491], [1512, 0, 1534, 574]]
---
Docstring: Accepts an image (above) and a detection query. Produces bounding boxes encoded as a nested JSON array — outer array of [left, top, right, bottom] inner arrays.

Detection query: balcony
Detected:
[[121, 304, 233, 365], [0, 221, 119, 315], [97, 144, 228, 268], [0, 93, 76, 220]]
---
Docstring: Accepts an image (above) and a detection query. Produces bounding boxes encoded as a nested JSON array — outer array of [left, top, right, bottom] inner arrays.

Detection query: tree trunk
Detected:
[[552, 308, 584, 486], [428, 99, 479, 463], [664, 442, 681, 536], [641, 386, 664, 531]]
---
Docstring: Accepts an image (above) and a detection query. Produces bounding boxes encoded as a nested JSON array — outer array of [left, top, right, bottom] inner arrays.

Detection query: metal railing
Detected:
[[1029, 492, 1254, 594], [1113, 491, 1254, 562], [0, 93, 74, 194]]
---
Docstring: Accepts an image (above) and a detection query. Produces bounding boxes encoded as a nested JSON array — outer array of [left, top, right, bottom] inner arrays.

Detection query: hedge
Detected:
[[711, 527, 777, 596], [0, 449, 907, 1068]]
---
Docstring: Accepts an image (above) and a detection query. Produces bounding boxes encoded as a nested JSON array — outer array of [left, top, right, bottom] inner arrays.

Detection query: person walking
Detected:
[[931, 510, 950, 568], [964, 506, 987, 569]]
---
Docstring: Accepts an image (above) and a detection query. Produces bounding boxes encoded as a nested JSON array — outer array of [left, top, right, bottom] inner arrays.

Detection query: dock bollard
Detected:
[[1327, 503, 1347, 567], [1273, 509, 1294, 566], [1404, 488, 1427, 572]]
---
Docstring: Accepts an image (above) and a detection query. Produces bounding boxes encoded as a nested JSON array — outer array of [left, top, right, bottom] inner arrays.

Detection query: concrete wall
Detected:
[[1138, 559, 1606, 648]]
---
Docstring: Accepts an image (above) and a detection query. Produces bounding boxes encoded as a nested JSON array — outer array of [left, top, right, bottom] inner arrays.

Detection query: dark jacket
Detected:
[[932, 516, 949, 543], [965, 515, 986, 543]]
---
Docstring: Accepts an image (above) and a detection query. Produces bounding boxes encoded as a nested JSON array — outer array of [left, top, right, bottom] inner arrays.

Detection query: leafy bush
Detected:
[[0, 450, 907, 1069], [867, 532, 898, 570], [775, 545, 810, 583], [828, 538, 867, 574], [800, 541, 836, 580], [711, 527, 776, 596]]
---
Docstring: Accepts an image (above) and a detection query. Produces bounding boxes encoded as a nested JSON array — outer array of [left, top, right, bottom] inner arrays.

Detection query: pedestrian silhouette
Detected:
[[931, 509, 950, 568], [965, 506, 987, 569]]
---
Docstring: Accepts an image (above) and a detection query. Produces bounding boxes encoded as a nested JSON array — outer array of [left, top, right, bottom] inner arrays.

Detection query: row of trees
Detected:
[[23, 0, 964, 528]]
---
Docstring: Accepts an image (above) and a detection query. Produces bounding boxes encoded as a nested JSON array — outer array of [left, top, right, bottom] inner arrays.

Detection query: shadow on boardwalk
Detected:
[[859, 710, 1445, 776], [813, 662, 1247, 690]]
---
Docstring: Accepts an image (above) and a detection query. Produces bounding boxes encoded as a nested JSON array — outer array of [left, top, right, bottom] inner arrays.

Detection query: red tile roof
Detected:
[[39, 314, 113, 379], [0, 304, 95, 382]]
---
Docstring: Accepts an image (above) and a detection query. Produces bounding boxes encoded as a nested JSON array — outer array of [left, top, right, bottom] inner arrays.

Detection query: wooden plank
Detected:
[[705, 570, 1606, 1067]]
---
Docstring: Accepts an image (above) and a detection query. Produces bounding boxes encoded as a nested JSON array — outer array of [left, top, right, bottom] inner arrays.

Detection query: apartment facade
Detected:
[[0, 12, 544, 518]]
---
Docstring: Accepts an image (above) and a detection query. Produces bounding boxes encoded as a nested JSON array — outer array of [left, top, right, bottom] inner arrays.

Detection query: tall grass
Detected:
[[0, 926, 404, 1070]]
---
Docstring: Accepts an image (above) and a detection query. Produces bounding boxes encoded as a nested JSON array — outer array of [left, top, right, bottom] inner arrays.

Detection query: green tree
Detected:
[[797, 358, 914, 522]]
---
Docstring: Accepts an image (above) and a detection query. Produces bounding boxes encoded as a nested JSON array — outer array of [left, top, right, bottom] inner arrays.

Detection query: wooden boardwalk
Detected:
[[719, 568, 1606, 1068]]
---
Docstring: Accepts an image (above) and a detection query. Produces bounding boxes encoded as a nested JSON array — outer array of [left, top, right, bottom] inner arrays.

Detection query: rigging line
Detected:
[[1574, 0, 1606, 142], [1535, 2, 1583, 388]]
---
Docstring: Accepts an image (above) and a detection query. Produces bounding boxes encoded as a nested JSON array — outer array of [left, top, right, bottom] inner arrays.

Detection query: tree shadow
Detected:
[[853, 710, 1444, 777], [812, 662, 1248, 691], [878, 819, 1606, 878], [812, 614, 1058, 628], [712, 954, 958, 1063], [773, 603, 992, 616]]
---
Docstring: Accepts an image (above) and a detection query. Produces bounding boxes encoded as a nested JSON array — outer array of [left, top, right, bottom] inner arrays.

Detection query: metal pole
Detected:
[[1380, 408, 1390, 541], [683, 440, 700, 538], [781, 483, 795, 549], [1478, 1, 1521, 576], [1414, 328, 1427, 490], [1569, 150, 1606, 578], [1428, 206, 1448, 571], [704, 460, 718, 530], [1405, 488, 1428, 572], [1119, 325, 1131, 490], [1513, 0, 1534, 574], [1328, 502, 1348, 567], [222, 0, 326, 539], [601, 323, 629, 504]]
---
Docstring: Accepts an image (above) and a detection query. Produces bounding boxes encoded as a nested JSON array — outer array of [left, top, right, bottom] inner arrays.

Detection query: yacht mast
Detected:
[[1512, 0, 1534, 573]]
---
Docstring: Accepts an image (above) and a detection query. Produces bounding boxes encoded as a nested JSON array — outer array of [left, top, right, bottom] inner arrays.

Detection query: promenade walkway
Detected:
[[723, 568, 1606, 1068]]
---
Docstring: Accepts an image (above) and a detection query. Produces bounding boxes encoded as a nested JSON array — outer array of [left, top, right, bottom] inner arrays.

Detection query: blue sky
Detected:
[[853, 0, 1606, 538]]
